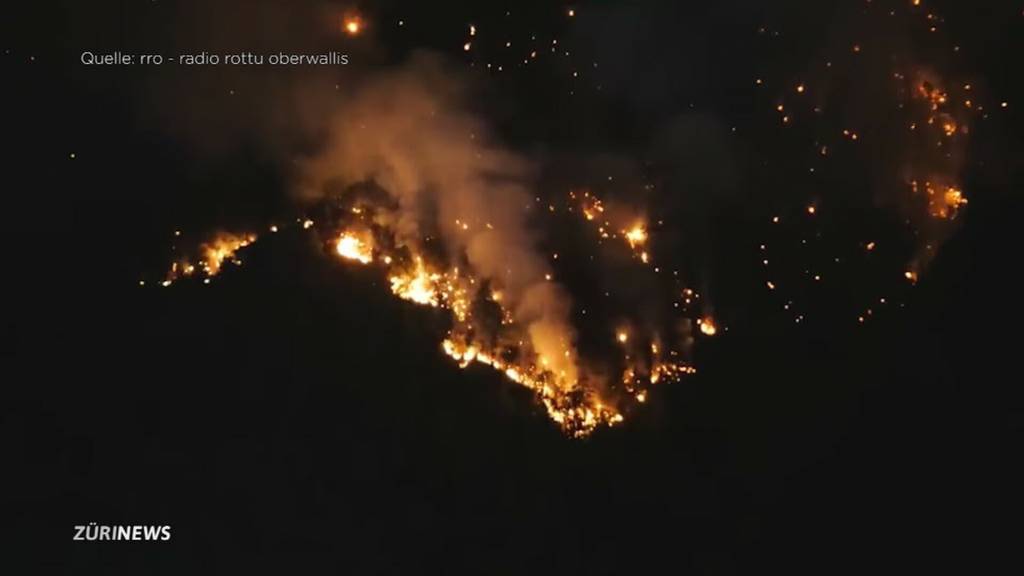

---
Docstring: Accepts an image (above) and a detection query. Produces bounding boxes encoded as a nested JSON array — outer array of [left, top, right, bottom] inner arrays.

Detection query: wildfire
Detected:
[[151, 95, 710, 439]]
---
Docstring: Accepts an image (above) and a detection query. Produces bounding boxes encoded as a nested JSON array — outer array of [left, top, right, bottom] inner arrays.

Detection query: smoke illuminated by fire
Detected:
[[238, 60, 703, 436]]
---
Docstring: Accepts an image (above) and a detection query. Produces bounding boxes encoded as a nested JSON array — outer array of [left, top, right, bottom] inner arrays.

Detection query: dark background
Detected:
[[3, 1, 1023, 573]]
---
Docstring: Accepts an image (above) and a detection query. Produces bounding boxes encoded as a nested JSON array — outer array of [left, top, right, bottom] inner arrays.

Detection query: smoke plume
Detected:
[[298, 55, 579, 383]]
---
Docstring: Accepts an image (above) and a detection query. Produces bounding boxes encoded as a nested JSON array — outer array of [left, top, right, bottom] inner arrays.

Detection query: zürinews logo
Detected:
[[73, 524, 172, 541]]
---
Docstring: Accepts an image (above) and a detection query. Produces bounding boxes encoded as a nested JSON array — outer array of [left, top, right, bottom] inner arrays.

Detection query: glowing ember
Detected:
[[698, 317, 718, 336], [343, 17, 362, 35], [941, 186, 968, 217]]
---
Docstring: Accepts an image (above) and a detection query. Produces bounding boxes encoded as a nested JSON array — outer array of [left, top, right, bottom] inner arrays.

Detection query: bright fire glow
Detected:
[[625, 225, 648, 248], [336, 232, 373, 264], [162, 231, 258, 286], [344, 17, 362, 35], [699, 317, 718, 336]]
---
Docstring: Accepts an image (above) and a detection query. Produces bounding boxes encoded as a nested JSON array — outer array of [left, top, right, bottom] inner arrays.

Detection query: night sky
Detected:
[[4, 1, 1024, 573]]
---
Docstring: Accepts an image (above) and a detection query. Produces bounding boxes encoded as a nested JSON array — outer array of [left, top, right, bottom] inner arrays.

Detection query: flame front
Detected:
[[163, 231, 257, 286], [315, 206, 698, 436], [441, 338, 624, 437]]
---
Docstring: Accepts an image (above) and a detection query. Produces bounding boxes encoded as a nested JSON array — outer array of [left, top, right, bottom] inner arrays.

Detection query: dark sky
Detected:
[[4, 1, 1024, 573]]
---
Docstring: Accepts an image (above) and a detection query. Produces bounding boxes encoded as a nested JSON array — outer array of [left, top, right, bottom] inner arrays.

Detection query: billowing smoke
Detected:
[[297, 55, 579, 384]]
